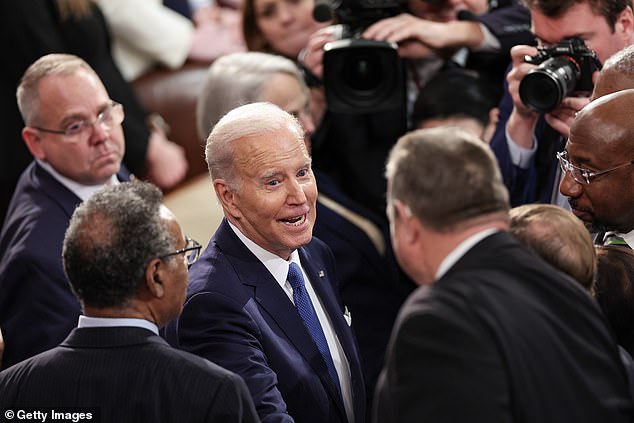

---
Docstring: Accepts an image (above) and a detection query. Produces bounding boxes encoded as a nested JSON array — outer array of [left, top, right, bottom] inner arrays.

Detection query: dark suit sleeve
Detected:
[[177, 292, 294, 423], [491, 90, 560, 206], [476, 1, 533, 52], [0, 254, 80, 369], [374, 307, 512, 423], [489, 75, 542, 206]]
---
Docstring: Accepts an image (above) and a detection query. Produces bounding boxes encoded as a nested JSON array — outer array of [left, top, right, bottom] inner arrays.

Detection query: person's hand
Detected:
[[545, 96, 590, 137], [299, 25, 340, 80], [505, 44, 544, 149], [189, 7, 245, 62], [507, 44, 541, 118], [145, 128, 188, 190], [363, 13, 436, 58]]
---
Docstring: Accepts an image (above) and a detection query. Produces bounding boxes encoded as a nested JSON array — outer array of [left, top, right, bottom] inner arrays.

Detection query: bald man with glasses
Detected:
[[0, 54, 130, 370], [560, 89, 634, 247]]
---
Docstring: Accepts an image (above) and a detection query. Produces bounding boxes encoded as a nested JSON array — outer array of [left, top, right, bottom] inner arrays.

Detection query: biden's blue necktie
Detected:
[[288, 262, 342, 398]]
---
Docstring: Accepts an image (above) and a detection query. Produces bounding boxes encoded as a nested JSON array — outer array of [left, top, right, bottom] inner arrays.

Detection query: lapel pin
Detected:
[[318, 270, 325, 278]]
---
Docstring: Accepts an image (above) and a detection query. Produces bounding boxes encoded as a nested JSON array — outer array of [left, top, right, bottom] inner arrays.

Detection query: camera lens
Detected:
[[519, 56, 579, 113], [343, 53, 383, 92], [323, 39, 405, 114]]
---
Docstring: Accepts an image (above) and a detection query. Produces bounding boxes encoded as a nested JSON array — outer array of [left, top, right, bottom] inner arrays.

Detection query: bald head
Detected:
[[562, 89, 634, 234], [572, 89, 634, 156], [592, 45, 634, 99]]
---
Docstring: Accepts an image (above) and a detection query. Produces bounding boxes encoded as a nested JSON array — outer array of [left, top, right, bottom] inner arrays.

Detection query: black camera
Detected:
[[519, 37, 601, 113], [314, 0, 407, 114]]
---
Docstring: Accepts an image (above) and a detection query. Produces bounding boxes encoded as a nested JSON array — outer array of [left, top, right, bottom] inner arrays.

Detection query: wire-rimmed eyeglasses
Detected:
[[159, 237, 202, 268], [556, 150, 634, 185], [32, 100, 124, 143]]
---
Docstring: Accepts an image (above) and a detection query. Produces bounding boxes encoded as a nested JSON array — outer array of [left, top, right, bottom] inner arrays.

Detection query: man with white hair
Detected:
[[168, 102, 366, 423]]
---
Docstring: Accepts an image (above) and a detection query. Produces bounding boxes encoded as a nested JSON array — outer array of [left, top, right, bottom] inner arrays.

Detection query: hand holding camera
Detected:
[[315, 0, 407, 114], [519, 37, 601, 113], [362, 13, 437, 59], [506, 38, 599, 146], [299, 26, 341, 80]]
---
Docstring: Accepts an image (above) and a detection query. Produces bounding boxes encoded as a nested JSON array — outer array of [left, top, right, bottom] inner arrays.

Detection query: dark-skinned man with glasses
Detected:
[[560, 88, 634, 247], [0, 53, 132, 370], [0, 180, 260, 423]]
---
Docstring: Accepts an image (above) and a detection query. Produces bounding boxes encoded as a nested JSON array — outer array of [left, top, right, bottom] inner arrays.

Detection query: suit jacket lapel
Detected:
[[32, 163, 82, 218], [31, 162, 131, 218], [297, 247, 350, 411], [300, 247, 366, 418]]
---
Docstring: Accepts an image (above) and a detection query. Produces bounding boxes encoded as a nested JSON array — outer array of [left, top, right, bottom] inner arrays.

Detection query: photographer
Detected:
[[300, 0, 532, 216], [488, 0, 634, 207], [302, 0, 532, 101]]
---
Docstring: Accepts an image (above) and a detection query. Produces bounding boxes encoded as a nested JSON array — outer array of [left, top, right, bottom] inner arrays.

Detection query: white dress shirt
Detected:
[[78, 315, 159, 335], [37, 159, 119, 201]]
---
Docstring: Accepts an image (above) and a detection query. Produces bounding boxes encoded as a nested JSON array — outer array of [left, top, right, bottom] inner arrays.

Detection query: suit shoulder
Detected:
[[0, 197, 70, 273], [186, 259, 251, 305], [307, 235, 331, 253], [154, 342, 244, 385], [302, 236, 336, 266]]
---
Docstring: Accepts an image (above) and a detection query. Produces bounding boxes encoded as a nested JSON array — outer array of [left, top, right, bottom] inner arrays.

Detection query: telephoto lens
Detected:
[[519, 56, 579, 113], [518, 37, 601, 113]]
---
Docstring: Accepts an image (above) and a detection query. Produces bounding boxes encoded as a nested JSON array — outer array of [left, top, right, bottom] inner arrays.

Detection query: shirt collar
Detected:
[[227, 220, 297, 289], [37, 159, 119, 202], [78, 315, 159, 335], [436, 229, 500, 280], [618, 230, 634, 248]]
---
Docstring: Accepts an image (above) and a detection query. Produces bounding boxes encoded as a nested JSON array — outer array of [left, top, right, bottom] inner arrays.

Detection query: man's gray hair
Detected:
[[205, 102, 305, 190], [386, 127, 510, 231], [196, 52, 306, 141], [17, 53, 97, 127], [62, 181, 176, 308]]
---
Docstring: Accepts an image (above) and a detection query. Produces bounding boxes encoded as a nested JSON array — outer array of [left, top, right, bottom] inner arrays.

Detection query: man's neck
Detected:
[[83, 303, 151, 322], [424, 213, 509, 281]]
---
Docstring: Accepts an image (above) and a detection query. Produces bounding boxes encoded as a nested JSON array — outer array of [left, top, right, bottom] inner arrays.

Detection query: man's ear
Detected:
[[144, 258, 166, 299], [616, 6, 634, 40], [394, 200, 419, 244], [214, 178, 242, 219], [22, 127, 46, 160]]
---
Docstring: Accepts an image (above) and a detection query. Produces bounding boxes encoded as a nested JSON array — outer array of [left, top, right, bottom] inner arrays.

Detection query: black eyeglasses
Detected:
[[159, 237, 202, 268], [32, 100, 124, 143], [557, 150, 634, 185]]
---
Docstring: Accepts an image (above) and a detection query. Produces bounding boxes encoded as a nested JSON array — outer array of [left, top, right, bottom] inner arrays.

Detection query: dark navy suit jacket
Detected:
[[167, 219, 366, 423], [0, 161, 128, 370], [466, 0, 533, 95]]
